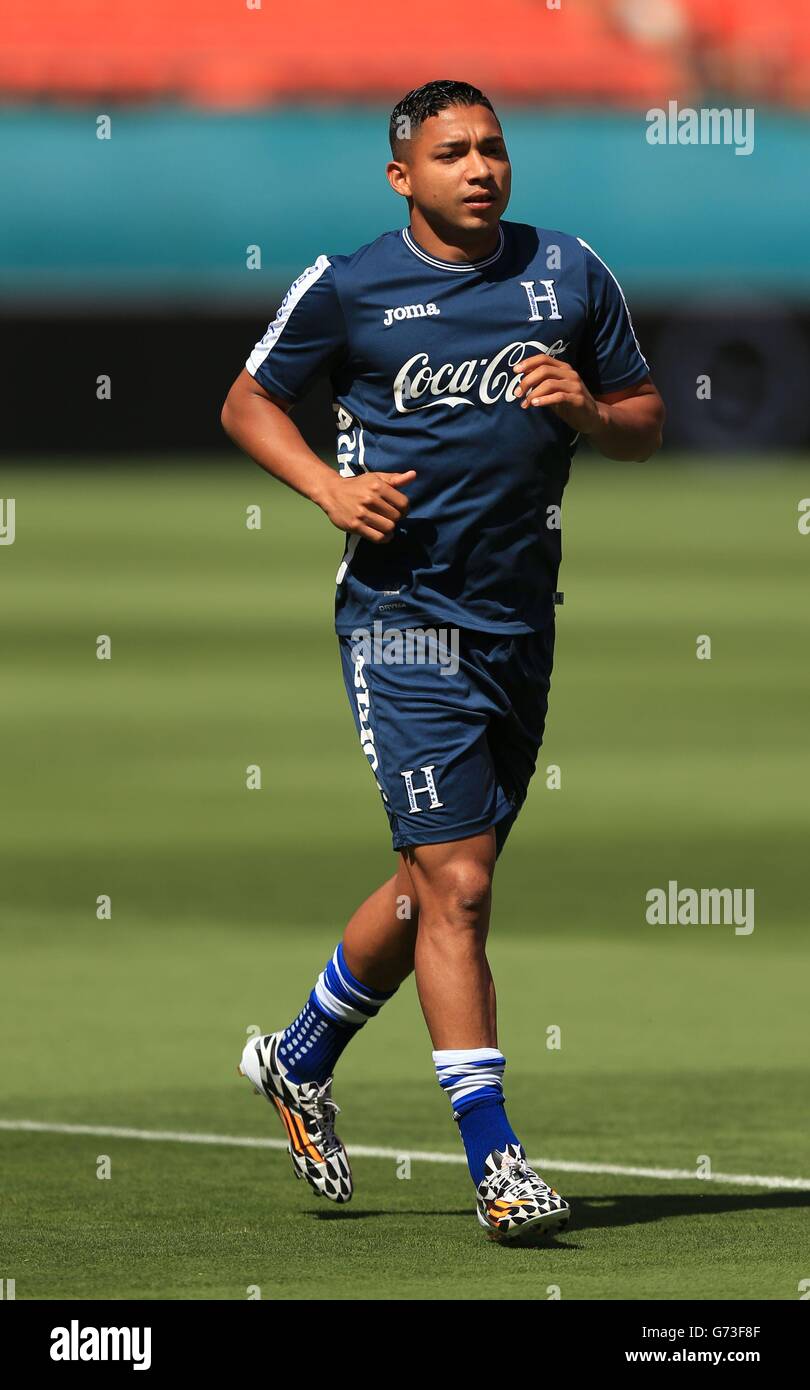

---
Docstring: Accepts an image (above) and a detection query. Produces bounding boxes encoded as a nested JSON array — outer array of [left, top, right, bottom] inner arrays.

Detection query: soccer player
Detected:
[[223, 79, 664, 1242]]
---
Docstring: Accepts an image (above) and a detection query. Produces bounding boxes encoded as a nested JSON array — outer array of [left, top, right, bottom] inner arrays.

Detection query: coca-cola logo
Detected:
[[393, 339, 568, 413]]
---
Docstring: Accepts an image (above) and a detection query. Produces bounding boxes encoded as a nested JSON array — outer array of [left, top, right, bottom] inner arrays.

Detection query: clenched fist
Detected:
[[512, 353, 602, 434], [320, 469, 417, 544]]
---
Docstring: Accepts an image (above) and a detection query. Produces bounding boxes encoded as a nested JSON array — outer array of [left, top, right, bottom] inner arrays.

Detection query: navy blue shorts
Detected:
[[338, 619, 556, 857]]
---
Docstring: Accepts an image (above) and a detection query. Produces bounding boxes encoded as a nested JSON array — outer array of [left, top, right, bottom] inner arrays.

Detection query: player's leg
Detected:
[[402, 830, 525, 1174], [404, 832, 496, 1046], [266, 855, 418, 1091], [268, 849, 420, 1089], [236, 858, 419, 1205], [405, 827, 569, 1241], [236, 638, 427, 1202], [341, 855, 419, 992]]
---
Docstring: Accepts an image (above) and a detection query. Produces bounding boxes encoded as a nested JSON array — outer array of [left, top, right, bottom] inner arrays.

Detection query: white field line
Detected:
[[1, 1118, 808, 1191]]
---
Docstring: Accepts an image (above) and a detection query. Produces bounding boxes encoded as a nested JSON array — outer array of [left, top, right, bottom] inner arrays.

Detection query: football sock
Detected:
[[277, 940, 397, 1085], [433, 1047, 522, 1186]]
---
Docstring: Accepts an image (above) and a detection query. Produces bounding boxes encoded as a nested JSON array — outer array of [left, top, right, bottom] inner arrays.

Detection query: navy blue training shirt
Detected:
[[245, 220, 649, 634]]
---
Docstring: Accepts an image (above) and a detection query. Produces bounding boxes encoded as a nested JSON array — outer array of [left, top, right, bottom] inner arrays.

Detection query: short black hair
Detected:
[[389, 79, 497, 157]]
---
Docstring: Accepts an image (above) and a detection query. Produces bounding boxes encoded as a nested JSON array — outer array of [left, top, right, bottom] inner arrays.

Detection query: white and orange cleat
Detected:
[[238, 1031, 353, 1204], [475, 1143, 570, 1242]]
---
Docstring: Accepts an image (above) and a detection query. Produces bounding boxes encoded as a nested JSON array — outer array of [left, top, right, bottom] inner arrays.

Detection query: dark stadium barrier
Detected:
[[3, 308, 810, 458]]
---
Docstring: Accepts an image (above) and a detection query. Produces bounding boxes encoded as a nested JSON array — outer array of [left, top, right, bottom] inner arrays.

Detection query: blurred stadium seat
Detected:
[[0, 0, 807, 107]]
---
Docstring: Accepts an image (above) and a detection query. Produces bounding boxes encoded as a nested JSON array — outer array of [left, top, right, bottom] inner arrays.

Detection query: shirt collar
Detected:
[[401, 223, 505, 273]]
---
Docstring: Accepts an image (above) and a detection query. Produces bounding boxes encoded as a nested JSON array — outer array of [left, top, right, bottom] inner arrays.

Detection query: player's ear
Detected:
[[386, 161, 411, 199]]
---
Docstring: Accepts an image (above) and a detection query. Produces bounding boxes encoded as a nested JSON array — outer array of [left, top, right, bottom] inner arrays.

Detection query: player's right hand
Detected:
[[320, 469, 416, 543]]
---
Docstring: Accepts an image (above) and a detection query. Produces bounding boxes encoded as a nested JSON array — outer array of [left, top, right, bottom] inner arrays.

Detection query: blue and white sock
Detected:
[[277, 941, 397, 1085], [433, 1047, 522, 1186]]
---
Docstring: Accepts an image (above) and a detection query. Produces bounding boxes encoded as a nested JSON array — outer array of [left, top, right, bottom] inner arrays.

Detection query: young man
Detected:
[[223, 79, 664, 1242]]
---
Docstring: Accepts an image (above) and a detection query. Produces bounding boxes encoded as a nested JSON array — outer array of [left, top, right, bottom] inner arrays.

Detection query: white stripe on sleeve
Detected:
[[576, 237, 649, 371], [246, 254, 331, 376]]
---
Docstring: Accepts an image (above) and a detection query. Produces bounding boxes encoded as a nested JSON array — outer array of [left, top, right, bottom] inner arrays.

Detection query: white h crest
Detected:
[[400, 765, 443, 813], [521, 280, 562, 321]]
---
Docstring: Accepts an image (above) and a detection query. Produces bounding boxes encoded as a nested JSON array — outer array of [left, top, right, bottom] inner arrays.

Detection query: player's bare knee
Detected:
[[436, 860, 492, 923]]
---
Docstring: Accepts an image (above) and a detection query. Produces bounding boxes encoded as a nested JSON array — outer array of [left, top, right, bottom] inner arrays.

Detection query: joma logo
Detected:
[[383, 302, 440, 327]]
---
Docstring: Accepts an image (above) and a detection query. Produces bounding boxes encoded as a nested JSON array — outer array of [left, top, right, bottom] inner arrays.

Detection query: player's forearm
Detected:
[[221, 394, 336, 509], [585, 395, 665, 462]]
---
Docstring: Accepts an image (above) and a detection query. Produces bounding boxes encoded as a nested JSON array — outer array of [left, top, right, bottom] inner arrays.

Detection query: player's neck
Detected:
[[407, 213, 501, 265]]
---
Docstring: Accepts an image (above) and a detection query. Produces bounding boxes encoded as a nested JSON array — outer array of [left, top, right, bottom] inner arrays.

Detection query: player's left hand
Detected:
[[512, 354, 602, 434]]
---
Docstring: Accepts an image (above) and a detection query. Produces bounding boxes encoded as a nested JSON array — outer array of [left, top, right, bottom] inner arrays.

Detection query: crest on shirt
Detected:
[[521, 280, 563, 322]]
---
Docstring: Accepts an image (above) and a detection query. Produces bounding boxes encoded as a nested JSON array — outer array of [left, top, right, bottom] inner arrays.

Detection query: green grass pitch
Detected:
[[1, 455, 808, 1300]]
